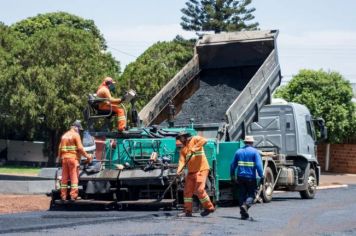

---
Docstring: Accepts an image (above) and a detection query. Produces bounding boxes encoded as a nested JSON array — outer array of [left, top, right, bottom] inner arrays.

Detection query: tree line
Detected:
[[0, 1, 355, 165]]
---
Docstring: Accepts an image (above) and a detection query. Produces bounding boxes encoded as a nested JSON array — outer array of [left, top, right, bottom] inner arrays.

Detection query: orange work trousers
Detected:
[[60, 158, 79, 200], [99, 104, 126, 131], [183, 170, 215, 214]]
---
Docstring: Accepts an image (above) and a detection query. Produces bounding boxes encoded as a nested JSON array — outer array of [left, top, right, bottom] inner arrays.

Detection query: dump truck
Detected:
[[50, 30, 326, 210]]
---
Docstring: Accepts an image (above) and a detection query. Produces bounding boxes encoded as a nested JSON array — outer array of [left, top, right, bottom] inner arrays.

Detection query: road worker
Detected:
[[176, 131, 215, 217], [58, 120, 92, 201], [96, 77, 126, 132], [230, 135, 264, 220]]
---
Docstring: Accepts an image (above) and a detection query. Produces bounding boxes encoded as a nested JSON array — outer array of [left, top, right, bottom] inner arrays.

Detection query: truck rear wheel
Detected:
[[299, 168, 317, 199], [262, 166, 274, 203]]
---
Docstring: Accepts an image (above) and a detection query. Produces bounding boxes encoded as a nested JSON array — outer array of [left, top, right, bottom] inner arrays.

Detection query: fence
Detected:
[[317, 144, 356, 173]]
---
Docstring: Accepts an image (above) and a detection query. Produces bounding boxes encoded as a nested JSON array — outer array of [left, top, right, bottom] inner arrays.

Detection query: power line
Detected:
[[107, 46, 138, 58]]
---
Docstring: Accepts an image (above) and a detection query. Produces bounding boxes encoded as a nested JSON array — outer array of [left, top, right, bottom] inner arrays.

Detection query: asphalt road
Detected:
[[1, 186, 356, 236]]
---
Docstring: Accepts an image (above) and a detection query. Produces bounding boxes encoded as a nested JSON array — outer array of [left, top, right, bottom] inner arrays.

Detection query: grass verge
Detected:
[[0, 165, 40, 175]]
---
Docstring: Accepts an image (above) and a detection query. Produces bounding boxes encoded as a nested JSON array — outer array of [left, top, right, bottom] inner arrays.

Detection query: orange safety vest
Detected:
[[178, 136, 210, 173], [58, 129, 84, 160]]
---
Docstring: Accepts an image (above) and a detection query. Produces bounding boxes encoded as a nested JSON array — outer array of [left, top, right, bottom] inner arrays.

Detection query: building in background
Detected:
[[0, 139, 48, 166]]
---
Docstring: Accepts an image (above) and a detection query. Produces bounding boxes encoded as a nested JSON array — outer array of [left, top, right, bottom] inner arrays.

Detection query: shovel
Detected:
[[156, 153, 194, 202], [253, 157, 268, 204]]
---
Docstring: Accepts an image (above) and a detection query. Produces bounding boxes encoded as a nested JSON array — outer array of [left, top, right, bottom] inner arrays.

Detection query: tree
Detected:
[[181, 0, 259, 33], [120, 38, 195, 111], [11, 12, 106, 49], [0, 17, 120, 165], [0, 23, 25, 139], [275, 69, 356, 143]]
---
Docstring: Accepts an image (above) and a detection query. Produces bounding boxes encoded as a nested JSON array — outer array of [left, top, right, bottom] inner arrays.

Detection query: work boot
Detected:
[[177, 212, 193, 217], [70, 196, 81, 201], [200, 208, 215, 217], [240, 205, 249, 220]]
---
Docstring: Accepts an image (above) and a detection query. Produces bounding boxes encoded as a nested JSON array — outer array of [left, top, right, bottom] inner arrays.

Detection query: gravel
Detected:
[[173, 68, 252, 125], [0, 194, 50, 214]]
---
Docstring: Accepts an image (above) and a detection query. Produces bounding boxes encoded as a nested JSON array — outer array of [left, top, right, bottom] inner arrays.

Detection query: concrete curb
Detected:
[[0, 180, 53, 194], [274, 184, 348, 194], [317, 184, 348, 190], [0, 168, 57, 195]]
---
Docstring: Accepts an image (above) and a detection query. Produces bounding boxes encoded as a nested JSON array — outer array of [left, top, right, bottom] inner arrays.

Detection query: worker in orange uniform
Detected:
[[176, 131, 215, 217], [96, 77, 126, 132], [58, 120, 92, 201]]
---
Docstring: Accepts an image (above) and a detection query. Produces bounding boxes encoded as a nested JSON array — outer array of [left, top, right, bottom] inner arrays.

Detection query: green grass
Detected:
[[0, 165, 41, 175]]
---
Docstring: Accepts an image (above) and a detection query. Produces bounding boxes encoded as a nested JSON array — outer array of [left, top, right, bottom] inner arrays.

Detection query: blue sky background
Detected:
[[1, 0, 356, 84]]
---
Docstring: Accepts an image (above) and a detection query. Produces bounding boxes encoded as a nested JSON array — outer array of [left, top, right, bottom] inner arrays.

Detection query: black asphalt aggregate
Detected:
[[173, 68, 250, 125]]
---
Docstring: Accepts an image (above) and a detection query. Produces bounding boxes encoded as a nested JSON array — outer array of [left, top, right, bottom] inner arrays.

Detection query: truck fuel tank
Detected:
[[277, 167, 298, 186]]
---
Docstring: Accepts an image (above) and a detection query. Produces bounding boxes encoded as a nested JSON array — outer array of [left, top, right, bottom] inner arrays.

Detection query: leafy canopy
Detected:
[[120, 37, 195, 111], [0, 13, 120, 163], [181, 0, 259, 33], [275, 69, 355, 143], [11, 12, 106, 49]]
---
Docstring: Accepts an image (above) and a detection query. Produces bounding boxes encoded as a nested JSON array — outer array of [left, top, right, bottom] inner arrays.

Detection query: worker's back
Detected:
[[232, 145, 261, 179], [59, 129, 81, 159]]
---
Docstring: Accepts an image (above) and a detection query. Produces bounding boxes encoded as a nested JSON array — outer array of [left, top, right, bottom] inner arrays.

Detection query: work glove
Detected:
[[57, 157, 62, 166], [121, 94, 128, 102], [115, 164, 124, 170], [260, 176, 265, 186], [189, 146, 199, 153], [85, 154, 93, 164], [231, 175, 236, 184]]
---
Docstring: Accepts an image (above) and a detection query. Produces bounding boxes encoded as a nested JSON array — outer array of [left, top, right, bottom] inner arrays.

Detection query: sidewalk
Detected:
[[0, 168, 56, 194], [319, 172, 356, 186]]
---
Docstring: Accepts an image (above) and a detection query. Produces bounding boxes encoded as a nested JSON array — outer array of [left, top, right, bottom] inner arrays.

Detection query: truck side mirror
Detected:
[[320, 126, 328, 141], [313, 118, 327, 143]]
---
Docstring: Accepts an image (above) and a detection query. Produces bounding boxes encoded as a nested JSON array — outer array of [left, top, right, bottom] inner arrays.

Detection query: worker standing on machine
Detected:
[[58, 120, 92, 201], [176, 131, 215, 217], [96, 77, 126, 132], [230, 136, 264, 220]]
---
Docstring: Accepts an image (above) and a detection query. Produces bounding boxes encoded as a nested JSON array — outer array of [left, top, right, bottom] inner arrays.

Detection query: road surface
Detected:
[[1, 185, 356, 236]]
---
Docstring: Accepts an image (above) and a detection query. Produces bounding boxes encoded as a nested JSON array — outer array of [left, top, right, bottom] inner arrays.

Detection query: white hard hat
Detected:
[[244, 136, 254, 143]]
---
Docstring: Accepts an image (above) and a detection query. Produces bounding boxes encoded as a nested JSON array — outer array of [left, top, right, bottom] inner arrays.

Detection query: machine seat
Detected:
[[87, 94, 113, 118]]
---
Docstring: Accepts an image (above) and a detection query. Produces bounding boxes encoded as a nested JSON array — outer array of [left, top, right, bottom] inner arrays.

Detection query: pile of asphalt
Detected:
[[173, 68, 251, 125]]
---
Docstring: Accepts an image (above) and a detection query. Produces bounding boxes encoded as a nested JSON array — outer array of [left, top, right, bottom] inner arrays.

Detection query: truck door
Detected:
[[305, 115, 317, 158]]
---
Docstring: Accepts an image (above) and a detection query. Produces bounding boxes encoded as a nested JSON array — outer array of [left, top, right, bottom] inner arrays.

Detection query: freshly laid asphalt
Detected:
[[0, 185, 356, 236], [1, 171, 356, 235]]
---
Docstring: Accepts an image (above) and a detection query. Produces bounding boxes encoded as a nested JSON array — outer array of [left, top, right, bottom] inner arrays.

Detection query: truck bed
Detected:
[[173, 67, 254, 125], [139, 30, 281, 141]]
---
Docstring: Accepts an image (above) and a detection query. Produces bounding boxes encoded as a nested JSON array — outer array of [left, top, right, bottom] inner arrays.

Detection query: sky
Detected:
[[1, 0, 356, 84]]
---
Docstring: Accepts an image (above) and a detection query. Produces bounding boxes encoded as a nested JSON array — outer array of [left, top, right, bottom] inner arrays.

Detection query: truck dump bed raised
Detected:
[[139, 30, 281, 141]]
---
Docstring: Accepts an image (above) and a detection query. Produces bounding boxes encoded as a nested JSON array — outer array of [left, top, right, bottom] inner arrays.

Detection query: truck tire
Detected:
[[262, 166, 274, 203], [299, 168, 317, 199]]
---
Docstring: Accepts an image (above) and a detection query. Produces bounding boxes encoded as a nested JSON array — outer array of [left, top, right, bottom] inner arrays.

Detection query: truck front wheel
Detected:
[[299, 168, 317, 199], [262, 166, 274, 203]]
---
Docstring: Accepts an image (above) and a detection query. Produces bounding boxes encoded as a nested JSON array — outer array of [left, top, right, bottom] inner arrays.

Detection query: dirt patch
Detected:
[[0, 194, 51, 214]]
